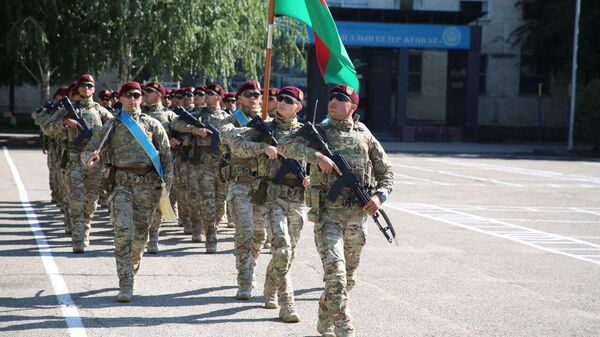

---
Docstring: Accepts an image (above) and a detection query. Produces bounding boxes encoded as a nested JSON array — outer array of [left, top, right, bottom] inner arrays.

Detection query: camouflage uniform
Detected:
[[221, 108, 269, 298], [33, 104, 62, 207], [170, 104, 195, 235], [82, 106, 172, 301], [171, 105, 228, 252], [279, 115, 394, 337], [260, 114, 307, 321], [44, 97, 113, 251], [145, 103, 177, 252]]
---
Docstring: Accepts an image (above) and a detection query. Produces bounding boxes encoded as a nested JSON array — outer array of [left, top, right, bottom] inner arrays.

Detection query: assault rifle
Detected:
[[173, 107, 220, 154], [60, 97, 93, 146], [295, 122, 397, 244], [246, 115, 306, 184]]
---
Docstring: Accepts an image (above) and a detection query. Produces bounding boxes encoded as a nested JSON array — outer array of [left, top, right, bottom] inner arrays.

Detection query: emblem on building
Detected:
[[443, 27, 462, 47]]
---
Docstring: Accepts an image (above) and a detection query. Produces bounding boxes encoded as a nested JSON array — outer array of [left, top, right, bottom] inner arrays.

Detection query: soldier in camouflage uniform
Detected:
[[279, 85, 394, 337], [162, 89, 173, 109], [171, 83, 228, 252], [220, 80, 269, 299], [171, 87, 195, 235], [82, 81, 173, 302], [193, 86, 207, 111], [143, 81, 178, 254], [257, 86, 308, 323], [32, 86, 66, 206], [44, 74, 113, 253], [222, 92, 236, 115], [266, 87, 279, 119]]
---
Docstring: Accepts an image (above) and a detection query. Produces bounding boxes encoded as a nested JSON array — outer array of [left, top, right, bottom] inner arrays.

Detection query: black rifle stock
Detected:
[[296, 122, 396, 244], [60, 97, 93, 146], [173, 107, 220, 154], [246, 115, 306, 184]]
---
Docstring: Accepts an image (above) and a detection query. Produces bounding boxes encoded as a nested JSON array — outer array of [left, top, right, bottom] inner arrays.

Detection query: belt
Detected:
[[115, 168, 159, 185], [115, 166, 153, 176], [230, 158, 251, 165], [235, 175, 255, 184]]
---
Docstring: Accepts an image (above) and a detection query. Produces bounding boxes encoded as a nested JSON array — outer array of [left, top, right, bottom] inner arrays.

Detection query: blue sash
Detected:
[[118, 110, 164, 177], [232, 109, 251, 127]]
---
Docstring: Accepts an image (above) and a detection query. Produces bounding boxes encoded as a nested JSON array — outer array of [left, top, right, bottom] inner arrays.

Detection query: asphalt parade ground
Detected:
[[1, 145, 599, 337]]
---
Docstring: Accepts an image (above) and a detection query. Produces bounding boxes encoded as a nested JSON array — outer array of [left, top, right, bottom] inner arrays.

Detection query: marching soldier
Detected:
[[171, 83, 228, 252], [193, 86, 207, 111], [98, 90, 113, 111], [82, 81, 173, 302], [222, 92, 236, 114], [266, 87, 279, 118], [278, 85, 394, 337], [143, 81, 178, 253], [44, 74, 113, 253], [162, 89, 173, 109], [254, 86, 308, 323], [220, 80, 269, 299]]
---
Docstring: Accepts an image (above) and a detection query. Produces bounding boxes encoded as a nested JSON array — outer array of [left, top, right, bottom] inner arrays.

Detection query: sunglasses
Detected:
[[164, 96, 172, 100], [328, 93, 352, 103], [101, 97, 111, 101], [193, 91, 205, 97], [223, 98, 236, 103], [276, 95, 297, 105], [124, 92, 142, 99], [180, 92, 192, 97], [80, 83, 95, 89], [207, 91, 220, 96], [174, 95, 183, 99], [243, 91, 261, 99]]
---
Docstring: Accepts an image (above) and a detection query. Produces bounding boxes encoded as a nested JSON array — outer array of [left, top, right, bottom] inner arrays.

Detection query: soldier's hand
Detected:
[[86, 150, 101, 167], [302, 176, 311, 188], [317, 154, 342, 175], [362, 194, 383, 216], [192, 127, 212, 138], [169, 137, 181, 148], [264, 145, 278, 160], [63, 118, 82, 129]]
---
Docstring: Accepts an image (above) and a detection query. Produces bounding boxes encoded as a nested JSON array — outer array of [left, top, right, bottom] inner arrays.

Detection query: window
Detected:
[[327, 0, 369, 8], [460, 0, 490, 20], [519, 53, 550, 95], [408, 51, 422, 93], [479, 54, 488, 95]]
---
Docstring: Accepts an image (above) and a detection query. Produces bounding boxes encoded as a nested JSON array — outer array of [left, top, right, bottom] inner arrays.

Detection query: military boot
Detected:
[[264, 293, 278, 309], [147, 240, 159, 254], [334, 320, 356, 337], [279, 295, 300, 323], [116, 279, 134, 302], [318, 318, 336, 337], [205, 227, 217, 254], [191, 234, 204, 242], [236, 285, 252, 300]]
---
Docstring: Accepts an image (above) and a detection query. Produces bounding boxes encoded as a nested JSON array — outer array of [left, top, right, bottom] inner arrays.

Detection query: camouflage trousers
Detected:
[[315, 207, 367, 337], [188, 155, 221, 243], [47, 141, 62, 204], [263, 194, 305, 301], [216, 172, 227, 225], [227, 182, 266, 288], [63, 156, 102, 247], [109, 173, 161, 287], [173, 155, 192, 232]]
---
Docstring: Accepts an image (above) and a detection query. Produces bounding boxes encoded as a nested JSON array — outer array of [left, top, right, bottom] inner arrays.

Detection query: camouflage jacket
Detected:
[[43, 97, 113, 151], [81, 109, 173, 188], [145, 103, 177, 137], [278, 115, 394, 203]]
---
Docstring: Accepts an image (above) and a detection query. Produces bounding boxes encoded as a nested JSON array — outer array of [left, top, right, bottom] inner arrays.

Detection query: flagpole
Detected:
[[261, 0, 276, 120]]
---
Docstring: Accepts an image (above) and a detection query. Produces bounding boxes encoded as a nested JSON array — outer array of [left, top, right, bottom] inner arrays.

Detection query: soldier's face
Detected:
[[240, 90, 261, 110], [276, 95, 301, 119], [121, 90, 142, 111], [205, 92, 221, 106], [328, 95, 357, 121], [181, 94, 193, 106], [193, 92, 206, 106], [268, 96, 277, 111], [144, 90, 161, 105], [78, 83, 95, 98]]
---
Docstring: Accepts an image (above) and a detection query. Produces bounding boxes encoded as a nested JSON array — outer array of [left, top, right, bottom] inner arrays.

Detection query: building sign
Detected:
[[308, 22, 471, 49]]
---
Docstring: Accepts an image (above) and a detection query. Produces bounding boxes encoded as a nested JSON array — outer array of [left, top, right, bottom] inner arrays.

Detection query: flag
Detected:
[[275, 0, 360, 93]]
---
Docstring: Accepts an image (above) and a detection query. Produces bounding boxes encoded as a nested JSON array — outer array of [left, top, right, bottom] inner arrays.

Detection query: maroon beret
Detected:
[[278, 86, 304, 103], [164, 89, 171, 96], [144, 81, 166, 96], [194, 86, 206, 93], [237, 80, 261, 96], [206, 83, 224, 97], [77, 73, 95, 87], [98, 90, 112, 99], [329, 85, 359, 105], [52, 86, 67, 99], [182, 87, 194, 93], [224, 92, 236, 100], [268, 87, 280, 97], [118, 81, 142, 97]]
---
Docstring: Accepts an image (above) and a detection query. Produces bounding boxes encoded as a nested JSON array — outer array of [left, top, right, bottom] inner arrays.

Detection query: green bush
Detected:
[[575, 79, 600, 149]]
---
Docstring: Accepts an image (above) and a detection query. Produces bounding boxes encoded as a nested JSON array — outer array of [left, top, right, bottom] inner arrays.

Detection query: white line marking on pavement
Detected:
[[394, 173, 450, 186], [393, 163, 523, 187], [3, 147, 87, 337], [570, 208, 600, 218], [386, 202, 600, 266], [429, 158, 600, 185]]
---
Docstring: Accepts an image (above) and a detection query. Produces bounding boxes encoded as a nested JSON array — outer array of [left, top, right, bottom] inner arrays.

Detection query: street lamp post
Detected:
[[568, 0, 582, 151]]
